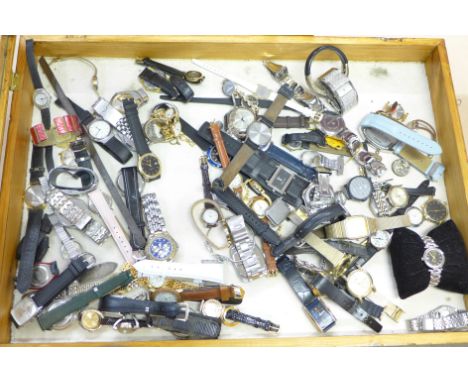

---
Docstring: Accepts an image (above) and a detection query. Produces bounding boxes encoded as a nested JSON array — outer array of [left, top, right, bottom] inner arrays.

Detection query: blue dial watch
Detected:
[[142, 193, 178, 261]]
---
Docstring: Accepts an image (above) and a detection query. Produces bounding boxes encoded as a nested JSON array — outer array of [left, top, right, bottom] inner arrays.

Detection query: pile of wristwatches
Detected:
[[11, 39, 456, 341]]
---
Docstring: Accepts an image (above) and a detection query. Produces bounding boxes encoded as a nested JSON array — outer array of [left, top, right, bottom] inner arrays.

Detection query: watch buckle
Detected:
[[383, 304, 404, 323], [176, 302, 190, 322]]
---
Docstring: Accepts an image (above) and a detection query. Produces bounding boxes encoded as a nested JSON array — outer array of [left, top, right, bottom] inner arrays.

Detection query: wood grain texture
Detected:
[[27, 35, 442, 62], [425, 41, 468, 310], [3, 331, 468, 347], [0, 37, 33, 343], [0, 35, 466, 346], [0, 36, 16, 174]]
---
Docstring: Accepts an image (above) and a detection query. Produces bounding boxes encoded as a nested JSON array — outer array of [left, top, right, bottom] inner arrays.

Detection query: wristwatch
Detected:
[[136, 57, 205, 84], [123, 98, 161, 182], [152, 285, 245, 305], [37, 269, 135, 330], [138, 68, 180, 99], [421, 235, 445, 286], [120, 167, 146, 251], [111, 88, 148, 113], [304, 45, 358, 114], [11, 256, 91, 326], [336, 175, 373, 203], [225, 106, 256, 140], [200, 299, 280, 332], [422, 198, 448, 224], [199, 156, 220, 227], [219, 84, 295, 190], [92, 97, 135, 148], [226, 215, 267, 281], [142, 193, 178, 261], [324, 212, 423, 240]]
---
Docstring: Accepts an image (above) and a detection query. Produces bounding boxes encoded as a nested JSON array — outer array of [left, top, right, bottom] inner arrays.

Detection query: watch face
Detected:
[[228, 108, 256, 138], [153, 290, 179, 303], [250, 198, 270, 217], [267, 165, 295, 194], [422, 248, 445, 268], [144, 119, 165, 142], [145, 233, 178, 261], [406, 206, 424, 226], [184, 70, 204, 84], [369, 230, 392, 250], [346, 269, 374, 299], [201, 299, 224, 318], [387, 186, 409, 208], [80, 309, 104, 331], [33, 88, 51, 109], [347, 176, 372, 201], [229, 174, 243, 191], [88, 120, 111, 140], [247, 121, 272, 148], [31, 265, 53, 289], [391, 159, 410, 177], [202, 208, 220, 226], [139, 153, 161, 180], [24, 184, 46, 209], [222, 79, 236, 97], [319, 114, 346, 135], [424, 199, 448, 223]]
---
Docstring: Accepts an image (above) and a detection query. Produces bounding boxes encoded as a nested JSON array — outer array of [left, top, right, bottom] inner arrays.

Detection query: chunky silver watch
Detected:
[[421, 235, 445, 287], [141, 193, 178, 261], [408, 305, 468, 331], [226, 215, 267, 281]]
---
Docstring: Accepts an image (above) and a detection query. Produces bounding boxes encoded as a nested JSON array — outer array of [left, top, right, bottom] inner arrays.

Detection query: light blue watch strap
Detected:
[[361, 113, 442, 156]]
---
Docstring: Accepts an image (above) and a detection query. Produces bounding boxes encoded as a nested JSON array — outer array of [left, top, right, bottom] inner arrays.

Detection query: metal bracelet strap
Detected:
[[142, 193, 166, 234], [47, 213, 82, 259], [409, 306, 468, 331], [303, 232, 347, 269]]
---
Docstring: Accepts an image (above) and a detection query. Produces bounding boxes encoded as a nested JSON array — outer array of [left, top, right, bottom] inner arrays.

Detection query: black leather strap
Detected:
[[16, 210, 44, 293], [139, 68, 179, 99], [273, 204, 347, 257], [32, 257, 89, 307], [274, 116, 309, 129], [55, 98, 94, 126], [29, 145, 45, 185], [121, 167, 145, 250], [224, 309, 279, 332], [151, 313, 221, 339], [137, 58, 186, 78], [99, 296, 181, 319], [180, 118, 212, 151], [70, 139, 93, 187], [281, 131, 327, 147], [211, 178, 281, 246], [393, 180, 436, 216], [123, 98, 150, 155], [99, 136, 132, 164], [305, 271, 382, 332], [360, 299, 385, 319], [169, 75, 194, 102], [276, 255, 336, 332], [26, 39, 44, 89]]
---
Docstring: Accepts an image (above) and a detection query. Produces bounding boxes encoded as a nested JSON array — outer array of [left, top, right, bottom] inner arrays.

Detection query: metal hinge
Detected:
[[9, 72, 19, 91]]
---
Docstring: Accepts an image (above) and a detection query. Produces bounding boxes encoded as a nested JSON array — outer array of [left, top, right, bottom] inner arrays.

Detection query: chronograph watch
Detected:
[[142, 193, 178, 261]]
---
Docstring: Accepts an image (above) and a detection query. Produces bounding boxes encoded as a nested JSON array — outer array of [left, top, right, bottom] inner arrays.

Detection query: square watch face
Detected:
[[267, 166, 294, 194], [343, 216, 369, 239]]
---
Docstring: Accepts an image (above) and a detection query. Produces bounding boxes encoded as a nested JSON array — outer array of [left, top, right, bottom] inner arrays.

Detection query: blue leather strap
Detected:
[[360, 113, 442, 156], [266, 145, 316, 181]]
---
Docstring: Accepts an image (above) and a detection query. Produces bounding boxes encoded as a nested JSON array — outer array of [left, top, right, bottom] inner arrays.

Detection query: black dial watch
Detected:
[[123, 98, 161, 181]]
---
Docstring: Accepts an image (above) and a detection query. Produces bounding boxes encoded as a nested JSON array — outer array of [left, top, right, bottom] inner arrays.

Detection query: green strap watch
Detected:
[[37, 270, 134, 330]]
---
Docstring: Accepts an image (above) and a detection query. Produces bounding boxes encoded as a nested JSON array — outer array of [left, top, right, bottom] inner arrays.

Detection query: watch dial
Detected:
[[347, 176, 372, 201], [88, 120, 111, 140], [406, 207, 424, 226], [391, 159, 410, 177], [144, 120, 164, 142], [141, 154, 161, 177], [424, 249, 445, 268], [202, 208, 220, 226], [153, 291, 178, 303], [251, 198, 270, 217], [230, 108, 255, 136], [387, 186, 409, 208], [33, 89, 51, 108], [201, 299, 224, 318], [346, 269, 374, 299], [148, 236, 174, 260], [369, 230, 391, 249], [319, 114, 346, 134], [425, 199, 448, 223], [247, 121, 272, 147]]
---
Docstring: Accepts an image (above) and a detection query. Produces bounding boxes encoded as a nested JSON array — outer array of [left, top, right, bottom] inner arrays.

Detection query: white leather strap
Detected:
[[88, 190, 135, 264], [133, 259, 225, 284]]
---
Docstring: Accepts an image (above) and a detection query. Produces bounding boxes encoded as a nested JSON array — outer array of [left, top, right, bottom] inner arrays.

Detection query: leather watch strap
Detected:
[[219, 143, 255, 189], [224, 308, 279, 332], [393, 180, 436, 216], [179, 285, 243, 304], [265, 145, 317, 181], [139, 68, 179, 99], [306, 272, 382, 332], [37, 270, 134, 330], [151, 312, 221, 339], [263, 84, 295, 124], [137, 58, 187, 78], [16, 210, 44, 293], [209, 121, 230, 168], [274, 116, 309, 129], [281, 131, 327, 147], [32, 257, 89, 307], [123, 98, 150, 155], [211, 178, 281, 246], [121, 167, 145, 250], [169, 75, 194, 102], [99, 296, 181, 318], [276, 255, 336, 332]]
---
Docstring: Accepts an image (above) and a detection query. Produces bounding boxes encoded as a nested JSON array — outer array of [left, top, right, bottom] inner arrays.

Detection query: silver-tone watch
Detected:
[[33, 88, 52, 109], [226, 215, 267, 281], [302, 173, 335, 215], [408, 305, 468, 331], [142, 193, 178, 261], [110, 88, 149, 113], [421, 235, 445, 287]]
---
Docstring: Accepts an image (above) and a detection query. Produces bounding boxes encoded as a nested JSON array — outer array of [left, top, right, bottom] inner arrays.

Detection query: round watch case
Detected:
[[33, 88, 52, 109], [87, 119, 112, 141], [369, 230, 392, 250], [80, 309, 104, 331], [319, 114, 346, 135], [138, 152, 161, 181], [391, 159, 410, 177], [345, 176, 373, 201], [346, 269, 375, 300], [406, 206, 424, 226], [247, 121, 272, 148], [184, 70, 204, 84], [226, 107, 256, 140], [145, 232, 178, 261], [387, 186, 409, 208], [152, 289, 179, 303], [422, 247, 445, 269], [201, 208, 220, 227], [423, 198, 448, 224], [200, 298, 224, 318], [24, 184, 46, 209], [31, 264, 55, 289]]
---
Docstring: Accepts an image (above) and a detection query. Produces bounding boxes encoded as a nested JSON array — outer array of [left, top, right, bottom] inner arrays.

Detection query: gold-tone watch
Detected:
[[324, 212, 422, 240]]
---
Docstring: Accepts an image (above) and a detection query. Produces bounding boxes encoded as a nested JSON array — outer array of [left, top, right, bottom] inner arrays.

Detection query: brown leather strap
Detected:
[[209, 122, 230, 168], [179, 285, 231, 302], [261, 217, 278, 276]]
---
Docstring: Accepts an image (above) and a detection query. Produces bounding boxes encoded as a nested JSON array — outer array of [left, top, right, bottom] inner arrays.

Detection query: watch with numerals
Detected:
[[123, 98, 161, 182], [226, 215, 267, 281], [324, 213, 423, 240], [219, 84, 295, 190], [142, 193, 178, 261]]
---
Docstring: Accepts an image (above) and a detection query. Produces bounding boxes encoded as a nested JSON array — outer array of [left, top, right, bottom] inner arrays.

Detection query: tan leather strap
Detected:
[[209, 122, 230, 168], [220, 143, 255, 190]]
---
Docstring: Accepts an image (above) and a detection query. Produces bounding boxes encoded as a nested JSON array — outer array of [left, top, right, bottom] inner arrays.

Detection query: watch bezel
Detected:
[[137, 152, 161, 181], [33, 88, 52, 109], [422, 248, 445, 269], [87, 119, 113, 142], [145, 231, 178, 261], [346, 269, 374, 300], [423, 198, 448, 224]]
